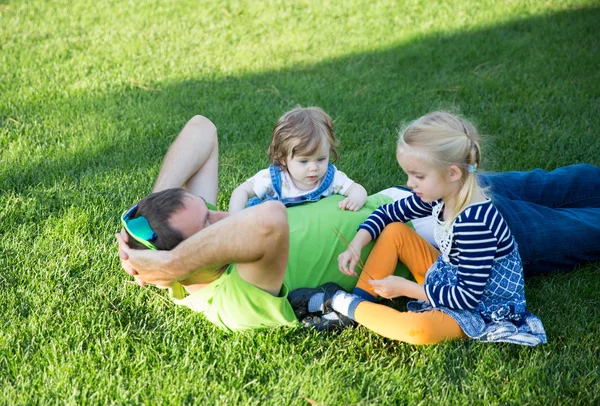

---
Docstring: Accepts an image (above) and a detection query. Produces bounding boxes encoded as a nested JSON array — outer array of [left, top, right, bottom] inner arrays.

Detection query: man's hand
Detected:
[[116, 230, 178, 288], [369, 276, 427, 301], [116, 228, 144, 285]]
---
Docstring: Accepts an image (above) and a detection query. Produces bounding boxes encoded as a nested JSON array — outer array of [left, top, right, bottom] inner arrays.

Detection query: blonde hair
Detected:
[[269, 106, 339, 167], [398, 111, 483, 224]]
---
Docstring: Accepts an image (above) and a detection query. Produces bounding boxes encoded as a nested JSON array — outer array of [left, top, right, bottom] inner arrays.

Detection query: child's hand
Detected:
[[369, 276, 427, 301], [338, 248, 361, 277], [369, 276, 410, 299], [338, 196, 364, 211], [339, 183, 368, 211]]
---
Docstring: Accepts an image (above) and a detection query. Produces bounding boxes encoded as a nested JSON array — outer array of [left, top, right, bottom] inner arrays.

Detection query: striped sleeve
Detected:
[[358, 194, 435, 240], [425, 221, 497, 310]]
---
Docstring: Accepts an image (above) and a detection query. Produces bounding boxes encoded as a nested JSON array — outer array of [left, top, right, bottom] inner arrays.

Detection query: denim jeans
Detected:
[[479, 164, 600, 275]]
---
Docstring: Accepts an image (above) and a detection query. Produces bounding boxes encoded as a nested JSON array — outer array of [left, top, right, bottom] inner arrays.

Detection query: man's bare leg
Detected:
[[234, 202, 289, 296], [152, 115, 219, 206]]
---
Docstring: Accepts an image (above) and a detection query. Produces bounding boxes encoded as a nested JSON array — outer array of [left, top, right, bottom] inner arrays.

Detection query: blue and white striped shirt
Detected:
[[359, 195, 515, 310]]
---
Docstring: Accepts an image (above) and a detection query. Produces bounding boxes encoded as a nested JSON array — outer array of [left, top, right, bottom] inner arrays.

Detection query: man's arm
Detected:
[[118, 201, 289, 296]]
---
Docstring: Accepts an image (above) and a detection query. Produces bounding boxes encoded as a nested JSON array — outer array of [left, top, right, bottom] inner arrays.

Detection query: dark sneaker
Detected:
[[301, 312, 357, 332], [288, 282, 344, 319]]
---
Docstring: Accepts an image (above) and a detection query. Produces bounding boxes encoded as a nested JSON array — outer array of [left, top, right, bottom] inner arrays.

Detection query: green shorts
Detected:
[[173, 264, 300, 332]]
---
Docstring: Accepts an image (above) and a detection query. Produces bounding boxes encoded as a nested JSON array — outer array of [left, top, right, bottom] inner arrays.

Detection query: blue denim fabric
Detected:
[[478, 164, 600, 275], [247, 163, 336, 208]]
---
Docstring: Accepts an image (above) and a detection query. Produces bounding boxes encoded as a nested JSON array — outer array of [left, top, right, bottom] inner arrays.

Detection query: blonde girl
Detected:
[[228, 106, 367, 213], [303, 111, 546, 345]]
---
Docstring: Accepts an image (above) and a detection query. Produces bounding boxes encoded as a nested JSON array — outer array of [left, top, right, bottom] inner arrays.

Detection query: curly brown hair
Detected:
[[268, 106, 339, 167]]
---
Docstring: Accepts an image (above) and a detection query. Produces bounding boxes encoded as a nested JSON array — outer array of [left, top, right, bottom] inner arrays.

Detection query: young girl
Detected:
[[228, 106, 367, 213], [298, 111, 547, 346]]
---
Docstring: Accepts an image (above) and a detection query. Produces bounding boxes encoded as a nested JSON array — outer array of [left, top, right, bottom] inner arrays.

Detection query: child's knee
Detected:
[[381, 222, 414, 239]]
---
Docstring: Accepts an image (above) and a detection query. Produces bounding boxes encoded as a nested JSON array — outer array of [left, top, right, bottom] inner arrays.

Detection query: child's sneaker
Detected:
[[288, 282, 344, 319], [301, 311, 357, 332]]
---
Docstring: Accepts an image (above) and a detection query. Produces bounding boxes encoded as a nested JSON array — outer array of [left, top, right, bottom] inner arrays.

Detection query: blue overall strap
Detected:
[[269, 164, 284, 199], [246, 166, 284, 207], [248, 164, 337, 207], [279, 163, 336, 207]]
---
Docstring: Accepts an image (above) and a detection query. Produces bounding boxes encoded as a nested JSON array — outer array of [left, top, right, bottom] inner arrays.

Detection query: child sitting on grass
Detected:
[[294, 111, 547, 346], [228, 106, 367, 213]]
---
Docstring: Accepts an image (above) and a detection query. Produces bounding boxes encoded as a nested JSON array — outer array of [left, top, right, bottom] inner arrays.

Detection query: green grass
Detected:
[[1, 0, 599, 404]]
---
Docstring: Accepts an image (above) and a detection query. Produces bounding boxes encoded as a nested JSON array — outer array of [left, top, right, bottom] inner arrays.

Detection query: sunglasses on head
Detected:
[[121, 203, 157, 250]]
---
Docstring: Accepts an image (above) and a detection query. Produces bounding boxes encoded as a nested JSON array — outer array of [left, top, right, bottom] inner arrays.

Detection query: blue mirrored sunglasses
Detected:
[[120, 203, 157, 250]]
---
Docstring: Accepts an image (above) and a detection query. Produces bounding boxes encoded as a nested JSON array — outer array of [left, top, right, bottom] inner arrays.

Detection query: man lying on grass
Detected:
[[117, 115, 600, 339], [117, 116, 406, 331]]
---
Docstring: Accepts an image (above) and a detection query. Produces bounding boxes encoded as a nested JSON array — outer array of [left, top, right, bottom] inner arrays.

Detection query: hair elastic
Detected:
[[468, 164, 477, 173]]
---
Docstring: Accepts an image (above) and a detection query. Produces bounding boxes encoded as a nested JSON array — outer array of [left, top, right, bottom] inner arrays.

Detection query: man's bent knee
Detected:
[[243, 201, 289, 294], [186, 115, 217, 137], [257, 201, 288, 239]]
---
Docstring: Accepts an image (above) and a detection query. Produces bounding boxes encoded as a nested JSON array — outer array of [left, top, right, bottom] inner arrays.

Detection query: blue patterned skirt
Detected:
[[407, 247, 547, 346]]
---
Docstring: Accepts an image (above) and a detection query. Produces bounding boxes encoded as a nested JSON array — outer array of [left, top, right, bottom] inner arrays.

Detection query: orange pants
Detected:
[[354, 223, 467, 345]]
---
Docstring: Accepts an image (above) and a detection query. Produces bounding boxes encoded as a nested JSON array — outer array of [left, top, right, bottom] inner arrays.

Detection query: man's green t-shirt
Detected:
[[284, 194, 410, 292], [172, 194, 411, 331]]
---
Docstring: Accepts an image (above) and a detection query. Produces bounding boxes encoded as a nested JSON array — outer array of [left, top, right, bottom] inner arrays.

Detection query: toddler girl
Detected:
[[228, 106, 367, 212]]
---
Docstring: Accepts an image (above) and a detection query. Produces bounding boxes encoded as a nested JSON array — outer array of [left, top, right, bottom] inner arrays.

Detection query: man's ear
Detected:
[[448, 165, 463, 183]]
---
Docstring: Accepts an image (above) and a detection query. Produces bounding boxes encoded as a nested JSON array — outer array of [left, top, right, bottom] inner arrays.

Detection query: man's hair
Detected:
[[126, 188, 187, 251], [268, 106, 339, 167]]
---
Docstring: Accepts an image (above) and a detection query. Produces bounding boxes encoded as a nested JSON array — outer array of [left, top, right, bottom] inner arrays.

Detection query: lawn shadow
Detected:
[[2, 6, 598, 213]]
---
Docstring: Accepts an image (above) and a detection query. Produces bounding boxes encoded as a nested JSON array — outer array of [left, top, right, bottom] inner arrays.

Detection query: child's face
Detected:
[[285, 141, 330, 191], [397, 148, 453, 203]]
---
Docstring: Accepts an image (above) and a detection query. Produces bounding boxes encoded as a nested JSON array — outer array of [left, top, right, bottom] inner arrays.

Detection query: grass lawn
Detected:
[[1, 0, 599, 404]]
